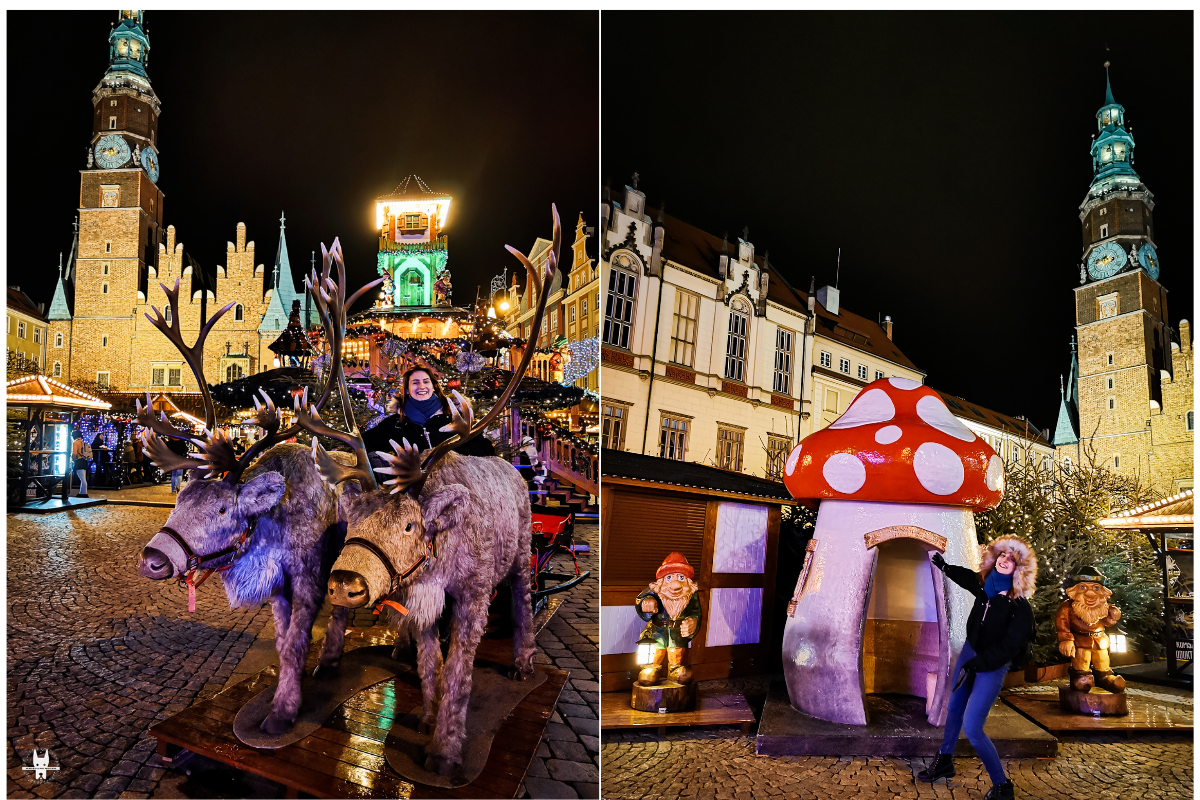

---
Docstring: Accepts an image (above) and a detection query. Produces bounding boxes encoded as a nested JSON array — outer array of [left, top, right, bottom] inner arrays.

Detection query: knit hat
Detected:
[[656, 552, 694, 580], [1066, 565, 1107, 589]]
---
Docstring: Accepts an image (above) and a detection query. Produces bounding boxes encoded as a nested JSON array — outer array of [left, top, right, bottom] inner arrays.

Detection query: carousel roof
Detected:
[[6, 375, 111, 410], [1097, 488, 1194, 531]]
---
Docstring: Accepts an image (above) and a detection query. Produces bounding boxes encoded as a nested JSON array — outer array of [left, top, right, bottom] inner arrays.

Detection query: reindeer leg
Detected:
[[314, 605, 350, 678], [414, 620, 442, 735], [508, 552, 536, 680], [263, 581, 323, 736], [425, 590, 487, 776]]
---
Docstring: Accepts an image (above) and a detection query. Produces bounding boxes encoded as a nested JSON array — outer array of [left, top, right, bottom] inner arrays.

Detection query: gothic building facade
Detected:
[[45, 12, 311, 400], [1052, 68, 1193, 494]]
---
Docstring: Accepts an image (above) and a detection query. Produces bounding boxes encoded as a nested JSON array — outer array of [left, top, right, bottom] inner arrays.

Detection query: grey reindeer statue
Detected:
[[290, 206, 562, 776], [135, 258, 383, 736]]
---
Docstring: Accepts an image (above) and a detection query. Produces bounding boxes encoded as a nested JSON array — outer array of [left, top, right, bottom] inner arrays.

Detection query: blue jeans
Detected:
[[170, 470, 182, 492], [940, 641, 1007, 785]]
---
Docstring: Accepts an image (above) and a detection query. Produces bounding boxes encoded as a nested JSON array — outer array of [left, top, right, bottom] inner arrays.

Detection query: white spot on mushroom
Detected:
[[785, 444, 802, 476], [913, 442, 965, 495], [986, 454, 1005, 492], [888, 377, 921, 390], [823, 453, 866, 494], [915, 395, 976, 442], [829, 388, 896, 429], [794, 642, 814, 666], [875, 425, 902, 444]]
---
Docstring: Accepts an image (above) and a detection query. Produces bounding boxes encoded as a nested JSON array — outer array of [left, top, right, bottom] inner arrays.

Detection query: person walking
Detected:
[[167, 436, 188, 493], [919, 535, 1038, 800], [70, 430, 92, 498]]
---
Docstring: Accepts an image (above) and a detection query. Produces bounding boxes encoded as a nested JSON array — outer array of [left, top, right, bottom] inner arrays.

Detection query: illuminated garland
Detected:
[[561, 337, 599, 386]]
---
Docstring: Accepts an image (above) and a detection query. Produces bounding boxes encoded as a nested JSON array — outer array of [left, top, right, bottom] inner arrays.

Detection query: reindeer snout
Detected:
[[328, 570, 370, 608], [138, 547, 174, 580]]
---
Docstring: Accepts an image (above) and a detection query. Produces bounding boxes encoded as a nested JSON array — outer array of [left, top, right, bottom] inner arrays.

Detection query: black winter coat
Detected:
[[944, 564, 1035, 673], [362, 412, 494, 459]]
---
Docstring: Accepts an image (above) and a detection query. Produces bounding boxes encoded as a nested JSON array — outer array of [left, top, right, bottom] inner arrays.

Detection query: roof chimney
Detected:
[[807, 276, 816, 313], [816, 285, 840, 315], [883, 314, 893, 340]]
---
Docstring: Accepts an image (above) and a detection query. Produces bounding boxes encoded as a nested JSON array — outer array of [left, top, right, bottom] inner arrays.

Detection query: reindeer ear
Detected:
[[420, 483, 469, 537], [238, 471, 286, 517]]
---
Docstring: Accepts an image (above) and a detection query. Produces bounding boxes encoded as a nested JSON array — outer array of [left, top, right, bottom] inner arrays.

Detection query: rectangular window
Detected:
[[1107, 352, 1114, 366], [109, 116, 116, 130], [17, 321, 26, 339], [1100, 223, 1109, 238], [1114, 455, 1121, 469], [1109, 397, 1115, 410], [604, 269, 637, 349], [820, 351, 831, 369], [152, 368, 164, 385], [97, 372, 110, 389], [725, 307, 748, 382], [716, 426, 745, 472], [54, 332, 63, 348], [773, 328, 793, 395], [105, 241, 111, 253], [103, 263, 109, 275], [53, 362, 61, 377], [569, 305, 576, 323], [168, 367, 182, 386], [602, 404, 626, 450], [660, 415, 689, 461], [110, 100, 117, 107], [1187, 411, 1194, 431], [102, 283, 109, 294], [33, 327, 41, 344], [857, 364, 867, 381], [766, 435, 791, 481], [670, 290, 700, 367], [404, 213, 421, 229], [1107, 377, 1114, 390], [839, 357, 850, 374], [824, 388, 839, 414], [875, 370, 885, 381]]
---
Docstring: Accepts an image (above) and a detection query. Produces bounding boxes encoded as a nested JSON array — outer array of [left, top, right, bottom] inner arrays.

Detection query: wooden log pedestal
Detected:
[[1059, 687, 1129, 716], [631, 680, 697, 713]]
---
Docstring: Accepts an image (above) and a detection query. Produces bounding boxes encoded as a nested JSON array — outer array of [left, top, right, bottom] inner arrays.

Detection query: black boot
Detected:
[[916, 752, 955, 782], [984, 780, 1015, 800]]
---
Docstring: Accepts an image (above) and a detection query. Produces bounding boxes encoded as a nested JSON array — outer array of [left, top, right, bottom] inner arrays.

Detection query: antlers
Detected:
[[376, 204, 563, 497], [293, 238, 384, 489]]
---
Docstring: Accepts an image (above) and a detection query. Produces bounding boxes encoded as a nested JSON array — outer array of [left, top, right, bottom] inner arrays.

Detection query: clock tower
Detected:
[[1059, 65, 1191, 493], [70, 10, 165, 389]]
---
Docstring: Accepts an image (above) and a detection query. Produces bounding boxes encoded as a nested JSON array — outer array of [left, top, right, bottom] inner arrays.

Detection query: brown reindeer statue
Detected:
[[293, 206, 562, 776], [135, 253, 382, 736]]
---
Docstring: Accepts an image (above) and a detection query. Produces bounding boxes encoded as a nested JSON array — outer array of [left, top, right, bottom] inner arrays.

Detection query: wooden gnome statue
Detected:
[[634, 553, 702, 685], [1057, 566, 1126, 694]]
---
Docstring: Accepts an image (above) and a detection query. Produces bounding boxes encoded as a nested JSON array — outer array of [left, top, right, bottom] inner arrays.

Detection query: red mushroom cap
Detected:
[[782, 378, 1004, 512]]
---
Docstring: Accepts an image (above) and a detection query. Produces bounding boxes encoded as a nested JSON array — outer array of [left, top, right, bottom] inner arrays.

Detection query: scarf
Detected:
[[984, 569, 1014, 598], [403, 395, 445, 427]]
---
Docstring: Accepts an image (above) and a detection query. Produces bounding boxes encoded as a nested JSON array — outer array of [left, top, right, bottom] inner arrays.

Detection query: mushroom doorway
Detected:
[[780, 378, 1002, 726]]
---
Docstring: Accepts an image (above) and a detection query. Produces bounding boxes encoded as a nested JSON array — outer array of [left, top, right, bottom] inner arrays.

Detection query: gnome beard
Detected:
[[1072, 597, 1110, 627], [649, 574, 699, 619]]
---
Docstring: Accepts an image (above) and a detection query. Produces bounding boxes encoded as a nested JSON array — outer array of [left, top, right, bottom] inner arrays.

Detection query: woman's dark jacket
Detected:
[[944, 564, 1035, 673], [362, 408, 494, 459]]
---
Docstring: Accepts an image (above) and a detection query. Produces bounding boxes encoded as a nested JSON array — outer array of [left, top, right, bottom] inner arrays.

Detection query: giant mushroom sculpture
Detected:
[[780, 377, 1004, 726]]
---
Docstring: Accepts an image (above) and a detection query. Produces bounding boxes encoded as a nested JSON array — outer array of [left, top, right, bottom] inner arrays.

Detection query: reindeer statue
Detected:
[[290, 206, 563, 777], [135, 260, 383, 736]]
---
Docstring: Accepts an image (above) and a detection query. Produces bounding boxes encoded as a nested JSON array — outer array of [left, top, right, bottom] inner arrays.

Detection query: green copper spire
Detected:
[[1088, 62, 1139, 197], [48, 254, 72, 321], [1104, 63, 1115, 106], [105, 11, 151, 79], [1051, 339, 1080, 447]]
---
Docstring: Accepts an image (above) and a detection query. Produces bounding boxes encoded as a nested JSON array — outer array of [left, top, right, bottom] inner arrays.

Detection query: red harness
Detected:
[[155, 524, 253, 612], [342, 536, 432, 618]]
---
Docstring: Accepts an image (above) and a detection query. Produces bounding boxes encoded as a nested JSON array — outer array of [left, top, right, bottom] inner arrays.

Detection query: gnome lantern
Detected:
[[1056, 566, 1129, 715], [631, 553, 703, 712], [780, 377, 1004, 726]]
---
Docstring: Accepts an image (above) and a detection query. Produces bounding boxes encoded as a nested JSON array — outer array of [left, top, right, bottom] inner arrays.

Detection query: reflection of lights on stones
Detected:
[[794, 643, 814, 666]]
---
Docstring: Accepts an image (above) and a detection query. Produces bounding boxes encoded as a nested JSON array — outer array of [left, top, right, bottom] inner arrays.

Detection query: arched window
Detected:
[[164, 307, 172, 326], [603, 256, 638, 349], [53, 361, 61, 377], [725, 299, 749, 382], [226, 364, 244, 382], [1062, 457, 1072, 473], [102, 335, 109, 348], [235, 304, 244, 321], [54, 332, 63, 348]]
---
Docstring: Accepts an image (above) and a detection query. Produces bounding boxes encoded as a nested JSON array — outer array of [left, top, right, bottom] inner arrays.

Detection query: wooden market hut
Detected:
[[599, 449, 796, 692], [1098, 488, 1195, 682], [7, 375, 110, 511]]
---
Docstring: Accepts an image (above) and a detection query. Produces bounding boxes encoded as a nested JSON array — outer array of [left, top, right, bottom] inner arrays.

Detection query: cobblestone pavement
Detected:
[[601, 677, 1193, 800], [7, 506, 599, 799]]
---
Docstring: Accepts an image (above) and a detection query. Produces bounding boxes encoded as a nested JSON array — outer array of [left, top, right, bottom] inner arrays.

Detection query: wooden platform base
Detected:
[[631, 681, 697, 712], [1059, 686, 1129, 716], [1003, 690, 1193, 734], [151, 625, 568, 798], [601, 690, 754, 735]]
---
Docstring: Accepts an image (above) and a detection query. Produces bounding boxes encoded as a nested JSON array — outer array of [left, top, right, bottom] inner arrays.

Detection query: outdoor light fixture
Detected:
[[1109, 629, 1128, 654], [636, 630, 657, 667], [273, 357, 281, 368], [499, 299, 510, 311], [487, 307, 497, 319]]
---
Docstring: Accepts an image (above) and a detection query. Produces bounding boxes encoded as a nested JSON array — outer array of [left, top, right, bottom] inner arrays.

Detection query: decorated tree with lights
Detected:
[[974, 454, 1163, 665]]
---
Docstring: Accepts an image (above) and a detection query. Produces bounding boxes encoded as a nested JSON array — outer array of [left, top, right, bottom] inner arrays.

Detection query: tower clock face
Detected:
[[140, 145, 160, 183], [1086, 241, 1127, 280], [1138, 242, 1160, 280], [94, 135, 131, 169]]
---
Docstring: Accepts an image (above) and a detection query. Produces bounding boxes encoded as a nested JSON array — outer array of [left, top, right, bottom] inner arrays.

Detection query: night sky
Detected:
[[603, 12, 1193, 434], [10, 11, 596, 316]]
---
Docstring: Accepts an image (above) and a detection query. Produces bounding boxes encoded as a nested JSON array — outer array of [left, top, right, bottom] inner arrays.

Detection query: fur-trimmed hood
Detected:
[[979, 534, 1038, 600]]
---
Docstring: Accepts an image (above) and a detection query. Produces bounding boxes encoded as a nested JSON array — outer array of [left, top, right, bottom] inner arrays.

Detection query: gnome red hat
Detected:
[[656, 552, 694, 580]]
